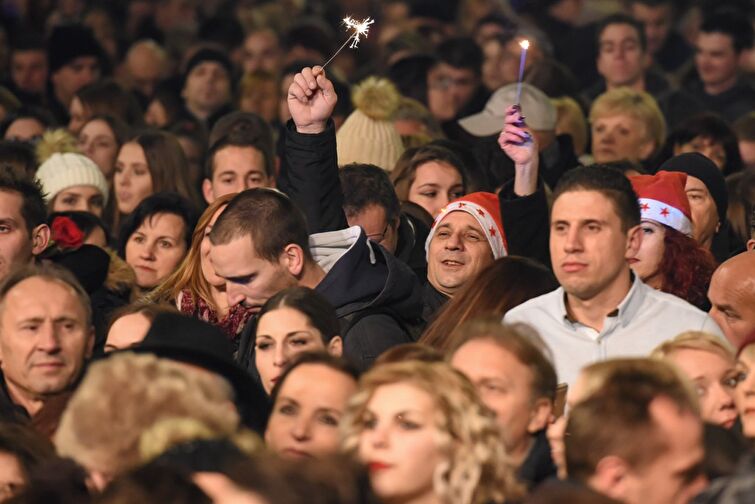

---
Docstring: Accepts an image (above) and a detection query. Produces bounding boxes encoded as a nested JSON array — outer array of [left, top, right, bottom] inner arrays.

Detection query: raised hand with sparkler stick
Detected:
[[288, 66, 338, 135], [498, 104, 538, 197]]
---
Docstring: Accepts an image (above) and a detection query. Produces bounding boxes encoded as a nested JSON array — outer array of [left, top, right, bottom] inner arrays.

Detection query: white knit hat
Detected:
[[36, 152, 109, 205], [336, 76, 405, 171]]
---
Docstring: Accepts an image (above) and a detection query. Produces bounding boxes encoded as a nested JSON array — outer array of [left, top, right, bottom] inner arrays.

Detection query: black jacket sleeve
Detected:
[[343, 314, 414, 371], [498, 179, 551, 269], [284, 119, 348, 233]]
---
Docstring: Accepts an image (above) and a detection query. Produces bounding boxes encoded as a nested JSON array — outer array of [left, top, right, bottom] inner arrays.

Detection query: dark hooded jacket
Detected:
[[311, 226, 424, 368], [237, 226, 424, 371], [282, 119, 553, 324]]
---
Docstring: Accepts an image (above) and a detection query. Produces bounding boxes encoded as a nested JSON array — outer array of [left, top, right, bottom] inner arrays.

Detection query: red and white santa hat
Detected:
[[630, 170, 693, 236], [425, 192, 508, 260]]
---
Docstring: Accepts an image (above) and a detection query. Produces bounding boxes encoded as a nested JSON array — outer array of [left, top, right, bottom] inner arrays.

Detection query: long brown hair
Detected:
[[135, 130, 203, 208], [390, 143, 468, 202], [147, 193, 235, 310], [110, 130, 204, 232], [420, 257, 558, 352]]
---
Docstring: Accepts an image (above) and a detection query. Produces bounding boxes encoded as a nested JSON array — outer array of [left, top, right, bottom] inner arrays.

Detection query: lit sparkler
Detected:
[[515, 39, 530, 106], [319, 16, 375, 71]]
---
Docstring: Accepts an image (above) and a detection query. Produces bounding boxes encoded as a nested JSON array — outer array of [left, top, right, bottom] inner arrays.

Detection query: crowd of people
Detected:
[[0, 0, 753, 502]]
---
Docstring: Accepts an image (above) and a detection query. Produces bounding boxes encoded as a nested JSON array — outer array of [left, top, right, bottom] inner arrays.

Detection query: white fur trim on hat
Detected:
[[425, 201, 507, 260], [36, 152, 109, 206], [638, 197, 692, 236]]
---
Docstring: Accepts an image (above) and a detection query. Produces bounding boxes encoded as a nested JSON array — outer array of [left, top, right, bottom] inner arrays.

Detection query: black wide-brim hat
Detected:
[[131, 312, 270, 434]]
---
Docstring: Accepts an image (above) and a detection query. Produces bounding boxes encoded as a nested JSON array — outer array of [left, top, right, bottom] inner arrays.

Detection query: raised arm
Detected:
[[497, 105, 551, 268], [285, 66, 348, 232]]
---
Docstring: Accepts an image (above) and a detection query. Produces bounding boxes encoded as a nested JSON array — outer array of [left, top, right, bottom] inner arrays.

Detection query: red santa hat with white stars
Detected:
[[425, 192, 508, 260], [630, 170, 693, 236]]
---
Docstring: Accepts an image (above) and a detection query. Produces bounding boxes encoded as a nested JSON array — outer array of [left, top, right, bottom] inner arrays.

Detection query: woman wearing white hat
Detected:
[[36, 151, 109, 217]]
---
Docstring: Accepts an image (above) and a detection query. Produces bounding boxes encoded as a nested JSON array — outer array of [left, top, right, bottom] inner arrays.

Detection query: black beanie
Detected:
[[47, 25, 104, 73], [659, 152, 727, 223], [182, 48, 234, 87]]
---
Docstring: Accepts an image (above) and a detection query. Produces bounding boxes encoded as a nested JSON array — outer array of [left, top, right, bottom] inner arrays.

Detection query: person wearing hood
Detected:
[[282, 66, 547, 324], [209, 187, 423, 372]]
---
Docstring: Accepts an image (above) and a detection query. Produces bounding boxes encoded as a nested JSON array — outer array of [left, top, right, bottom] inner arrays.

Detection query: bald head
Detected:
[[125, 40, 169, 98], [708, 252, 755, 348]]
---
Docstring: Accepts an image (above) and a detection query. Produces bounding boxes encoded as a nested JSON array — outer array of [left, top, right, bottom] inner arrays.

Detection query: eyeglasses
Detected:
[[366, 223, 390, 243]]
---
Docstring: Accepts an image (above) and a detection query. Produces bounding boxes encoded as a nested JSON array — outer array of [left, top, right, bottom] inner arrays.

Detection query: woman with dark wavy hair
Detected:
[[628, 171, 717, 310]]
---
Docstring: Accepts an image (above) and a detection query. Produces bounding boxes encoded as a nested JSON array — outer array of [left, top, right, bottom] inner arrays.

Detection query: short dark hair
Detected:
[[209, 189, 312, 263], [597, 13, 648, 53], [258, 287, 340, 345], [11, 31, 46, 53], [0, 422, 55, 477], [205, 112, 275, 179], [0, 170, 47, 234], [0, 106, 55, 137], [663, 113, 743, 176], [0, 140, 37, 178], [700, 11, 755, 53], [269, 351, 359, 405], [435, 37, 483, 75], [117, 192, 199, 258], [340, 164, 401, 224], [552, 165, 641, 231], [565, 359, 698, 482]]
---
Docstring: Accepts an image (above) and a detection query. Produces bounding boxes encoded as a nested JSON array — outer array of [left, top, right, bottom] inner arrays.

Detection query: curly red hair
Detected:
[[658, 227, 717, 310]]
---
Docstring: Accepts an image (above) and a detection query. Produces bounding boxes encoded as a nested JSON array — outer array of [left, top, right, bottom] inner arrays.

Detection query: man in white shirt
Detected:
[[504, 165, 723, 386]]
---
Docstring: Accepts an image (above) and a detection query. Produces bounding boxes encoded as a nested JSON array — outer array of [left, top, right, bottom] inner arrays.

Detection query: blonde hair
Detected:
[[651, 331, 735, 362], [589, 87, 666, 152], [552, 96, 588, 156], [139, 418, 263, 463], [341, 361, 523, 504], [55, 353, 240, 476], [147, 193, 236, 309]]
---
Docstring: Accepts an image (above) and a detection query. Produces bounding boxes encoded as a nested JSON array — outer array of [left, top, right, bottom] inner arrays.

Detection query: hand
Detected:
[[498, 105, 538, 166], [288, 66, 338, 134]]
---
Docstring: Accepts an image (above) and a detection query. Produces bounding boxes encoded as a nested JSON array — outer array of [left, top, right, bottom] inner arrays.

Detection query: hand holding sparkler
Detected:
[[498, 105, 535, 164], [288, 66, 338, 134], [499, 104, 539, 196]]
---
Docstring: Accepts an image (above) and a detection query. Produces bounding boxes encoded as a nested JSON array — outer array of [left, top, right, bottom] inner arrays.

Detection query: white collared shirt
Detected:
[[503, 276, 725, 386]]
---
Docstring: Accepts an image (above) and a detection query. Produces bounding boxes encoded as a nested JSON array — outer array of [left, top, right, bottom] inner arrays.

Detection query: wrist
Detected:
[[295, 121, 327, 134]]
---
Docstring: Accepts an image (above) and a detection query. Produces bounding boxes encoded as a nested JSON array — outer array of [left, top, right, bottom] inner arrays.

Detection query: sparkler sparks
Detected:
[[343, 16, 374, 49], [319, 16, 375, 71]]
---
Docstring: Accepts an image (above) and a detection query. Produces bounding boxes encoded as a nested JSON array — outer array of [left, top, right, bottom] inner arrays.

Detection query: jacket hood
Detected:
[[310, 226, 423, 321]]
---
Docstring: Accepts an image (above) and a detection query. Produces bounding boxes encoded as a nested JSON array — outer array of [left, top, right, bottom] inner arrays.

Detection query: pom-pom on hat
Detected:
[[425, 192, 507, 260], [630, 170, 692, 236], [336, 76, 405, 171]]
